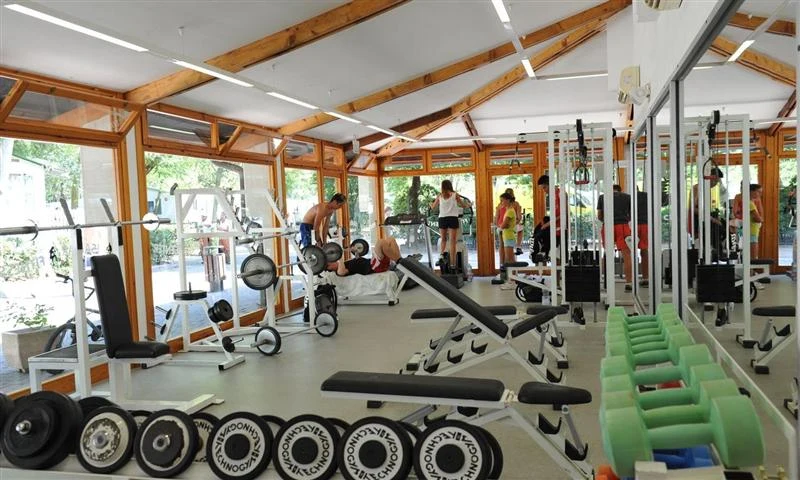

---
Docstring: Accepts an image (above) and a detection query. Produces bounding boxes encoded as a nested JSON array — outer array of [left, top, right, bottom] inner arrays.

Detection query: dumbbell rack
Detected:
[[171, 188, 319, 356]]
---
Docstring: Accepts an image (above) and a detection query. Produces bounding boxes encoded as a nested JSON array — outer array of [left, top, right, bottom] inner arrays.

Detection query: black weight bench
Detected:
[[321, 370, 593, 478], [397, 258, 567, 382], [411, 305, 518, 319], [751, 305, 795, 374]]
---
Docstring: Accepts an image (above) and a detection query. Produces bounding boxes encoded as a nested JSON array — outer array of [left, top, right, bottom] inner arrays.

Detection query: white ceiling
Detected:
[[0, 0, 795, 149]]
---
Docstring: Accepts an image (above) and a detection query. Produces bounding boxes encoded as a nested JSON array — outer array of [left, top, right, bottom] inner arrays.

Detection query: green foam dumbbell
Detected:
[[606, 311, 680, 338], [607, 309, 679, 333], [606, 331, 695, 366], [606, 323, 690, 354], [601, 395, 764, 478], [600, 344, 713, 386], [602, 363, 730, 410]]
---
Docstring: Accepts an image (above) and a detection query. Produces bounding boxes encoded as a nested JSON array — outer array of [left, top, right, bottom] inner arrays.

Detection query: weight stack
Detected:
[[440, 273, 465, 289]]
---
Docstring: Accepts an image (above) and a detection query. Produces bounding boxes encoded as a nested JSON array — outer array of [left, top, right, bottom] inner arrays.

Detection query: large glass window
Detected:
[[778, 158, 796, 267], [145, 152, 273, 338], [10, 91, 132, 132], [348, 176, 379, 247], [284, 168, 319, 298], [430, 150, 473, 170], [488, 146, 534, 167], [385, 152, 423, 172], [0, 137, 117, 393], [491, 174, 533, 267]]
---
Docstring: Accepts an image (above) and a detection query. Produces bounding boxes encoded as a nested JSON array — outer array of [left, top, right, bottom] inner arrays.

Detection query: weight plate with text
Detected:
[[207, 412, 273, 480], [272, 414, 339, 480], [350, 239, 369, 258], [192, 412, 219, 463]]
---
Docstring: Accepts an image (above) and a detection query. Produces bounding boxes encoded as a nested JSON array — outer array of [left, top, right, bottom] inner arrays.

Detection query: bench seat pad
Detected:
[[411, 305, 516, 319], [518, 382, 592, 405], [526, 305, 569, 315], [322, 371, 505, 402], [752, 306, 795, 317], [504, 261, 529, 268]]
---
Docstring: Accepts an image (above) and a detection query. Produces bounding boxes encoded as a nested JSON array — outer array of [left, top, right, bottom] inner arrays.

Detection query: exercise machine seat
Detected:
[[752, 306, 795, 317], [322, 371, 505, 402], [526, 305, 569, 316], [399, 258, 509, 338], [518, 382, 592, 405], [510, 311, 558, 338], [411, 305, 517, 319], [91, 254, 170, 359], [750, 259, 774, 265], [504, 261, 529, 268]]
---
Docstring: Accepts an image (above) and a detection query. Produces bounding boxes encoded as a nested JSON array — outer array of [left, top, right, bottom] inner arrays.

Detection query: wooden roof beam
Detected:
[[0, 80, 28, 124], [354, 107, 452, 147], [279, 0, 631, 136], [218, 125, 244, 155], [729, 11, 795, 37], [768, 91, 796, 136], [709, 36, 795, 86], [125, 0, 410, 105], [461, 113, 484, 151], [375, 19, 607, 157]]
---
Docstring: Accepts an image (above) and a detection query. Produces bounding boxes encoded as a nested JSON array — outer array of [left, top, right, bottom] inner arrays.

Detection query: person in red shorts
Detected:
[[325, 237, 402, 276], [597, 184, 633, 291], [636, 188, 649, 287]]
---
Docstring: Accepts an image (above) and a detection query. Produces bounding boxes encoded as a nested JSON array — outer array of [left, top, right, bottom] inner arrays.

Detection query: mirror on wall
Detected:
[[632, 133, 649, 313]]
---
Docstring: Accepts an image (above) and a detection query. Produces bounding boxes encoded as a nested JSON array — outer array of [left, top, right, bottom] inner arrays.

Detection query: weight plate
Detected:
[[412, 419, 491, 480], [473, 427, 503, 480], [134, 409, 198, 478], [398, 422, 421, 445], [2, 391, 80, 470], [350, 239, 369, 257], [241, 253, 278, 290], [299, 245, 327, 276], [322, 242, 344, 263], [272, 414, 339, 480], [77, 406, 136, 474], [514, 284, 526, 303], [254, 326, 281, 356], [130, 410, 151, 429], [326, 418, 349, 437], [209, 300, 234, 323], [207, 412, 273, 480], [315, 312, 338, 338], [336, 416, 412, 480], [79, 396, 115, 419], [260, 415, 286, 437], [0, 392, 14, 437], [222, 337, 236, 353], [192, 412, 219, 463]]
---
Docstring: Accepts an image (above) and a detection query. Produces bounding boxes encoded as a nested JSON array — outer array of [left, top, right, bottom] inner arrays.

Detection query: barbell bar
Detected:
[[252, 311, 338, 356], [235, 230, 298, 246], [0, 212, 168, 239]]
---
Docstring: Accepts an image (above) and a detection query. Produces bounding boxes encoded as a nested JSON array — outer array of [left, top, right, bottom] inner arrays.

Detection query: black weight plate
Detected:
[[326, 417, 349, 436], [398, 421, 421, 444], [473, 426, 503, 480], [412, 419, 490, 480], [134, 409, 198, 478], [130, 410, 151, 429], [255, 326, 281, 356], [173, 289, 208, 300], [4, 403, 56, 457], [350, 239, 369, 257], [2, 391, 80, 470], [260, 415, 285, 437], [209, 300, 234, 323], [322, 242, 343, 263], [79, 396, 115, 419], [0, 393, 14, 432], [299, 245, 327, 276], [241, 253, 277, 290], [315, 312, 338, 338], [192, 412, 219, 463], [77, 406, 137, 474], [336, 416, 412, 480], [272, 414, 339, 480], [207, 412, 273, 480]]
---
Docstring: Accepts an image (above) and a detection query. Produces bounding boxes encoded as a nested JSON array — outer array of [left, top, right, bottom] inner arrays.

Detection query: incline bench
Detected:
[[396, 257, 566, 383], [322, 370, 594, 479]]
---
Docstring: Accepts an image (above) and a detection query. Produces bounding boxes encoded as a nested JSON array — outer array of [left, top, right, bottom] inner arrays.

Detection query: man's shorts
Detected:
[[601, 224, 632, 251], [299, 223, 313, 248], [637, 224, 648, 249]]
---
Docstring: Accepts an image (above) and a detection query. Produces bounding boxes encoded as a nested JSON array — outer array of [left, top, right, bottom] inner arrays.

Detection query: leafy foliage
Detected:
[[12, 140, 82, 207], [0, 238, 39, 281], [0, 302, 53, 329]]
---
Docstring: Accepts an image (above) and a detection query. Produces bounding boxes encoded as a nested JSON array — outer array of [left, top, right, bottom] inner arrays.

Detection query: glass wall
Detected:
[[0, 137, 116, 393], [284, 168, 319, 298], [778, 158, 796, 267], [347, 175, 379, 247], [145, 152, 273, 337], [491, 174, 533, 267]]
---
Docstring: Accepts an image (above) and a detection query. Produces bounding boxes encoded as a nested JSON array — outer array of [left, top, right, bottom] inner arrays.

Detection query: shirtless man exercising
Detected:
[[326, 237, 402, 276], [300, 193, 346, 248]]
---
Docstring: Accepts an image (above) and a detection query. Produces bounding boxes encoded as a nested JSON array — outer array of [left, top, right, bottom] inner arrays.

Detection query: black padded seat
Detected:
[[411, 305, 517, 319], [399, 258, 509, 338], [750, 259, 774, 265], [504, 261, 529, 268], [173, 290, 207, 300], [91, 254, 171, 360], [752, 306, 795, 317], [322, 371, 505, 402], [526, 305, 569, 315], [518, 382, 592, 405], [510, 311, 558, 338]]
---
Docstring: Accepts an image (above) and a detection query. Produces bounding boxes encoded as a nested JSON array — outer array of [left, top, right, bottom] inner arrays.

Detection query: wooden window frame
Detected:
[[427, 146, 476, 174]]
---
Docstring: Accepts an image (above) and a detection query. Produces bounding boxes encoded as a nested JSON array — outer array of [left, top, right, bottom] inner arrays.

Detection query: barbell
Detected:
[[350, 239, 369, 258], [0, 212, 167, 240], [239, 245, 329, 290]]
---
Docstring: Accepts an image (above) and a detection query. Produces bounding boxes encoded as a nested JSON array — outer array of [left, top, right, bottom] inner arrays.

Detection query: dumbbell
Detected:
[[606, 324, 691, 356], [602, 363, 730, 410], [605, 331, 696, 367], [601, 395, 764, 478], [601, 344, 714, 386], [606, 308, 679, 332]]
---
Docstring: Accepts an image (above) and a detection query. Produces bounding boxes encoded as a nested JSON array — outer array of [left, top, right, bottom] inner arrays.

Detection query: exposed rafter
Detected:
[[355, 108, 452, 147], [274, 137, 291, 157], [729, 11, 795, 37], [709, 36, 795, 86], [624, 104, 634, 144], [280, 0, 631, 136], [461, 113, 484, 151], [218, 125, 244, 155], [0, 80, 28, 124], [768, 92, 796, 136], [125, 0, 410, 105], [375, 19, 607, 157]]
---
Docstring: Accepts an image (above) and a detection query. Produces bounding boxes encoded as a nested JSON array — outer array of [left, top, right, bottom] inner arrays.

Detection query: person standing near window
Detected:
[[498, 192, 517, 264], [431, 179, 469, 267]]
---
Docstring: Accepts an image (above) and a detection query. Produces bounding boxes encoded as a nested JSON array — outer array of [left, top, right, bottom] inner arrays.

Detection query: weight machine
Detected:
[[3, 198, 217, 413]]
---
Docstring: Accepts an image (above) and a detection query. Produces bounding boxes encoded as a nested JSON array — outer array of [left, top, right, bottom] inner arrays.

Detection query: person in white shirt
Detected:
[[430, 179, 470, 267]]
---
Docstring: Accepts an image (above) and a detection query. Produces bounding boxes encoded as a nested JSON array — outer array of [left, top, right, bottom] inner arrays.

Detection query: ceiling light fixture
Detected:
[[325, 111, 361, 124], [367, 125, 395, 135], [728, 0, 789, 63], [267, 92, 318, 110], [521, 58, 536, 78], [172, 60, 253, 87], [727, 39, 754, 63], [490, 0, 511, 23], [544, 72, 610, 81], [5, 2, 148, 52], [691, 65, 714, 71]]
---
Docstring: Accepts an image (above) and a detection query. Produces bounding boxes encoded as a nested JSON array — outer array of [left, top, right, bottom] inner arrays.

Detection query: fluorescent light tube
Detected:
[[491, 0, 511, 23], [692, 65, 714, 71], [325, 111, 361, 124], [367, 125, 396, 136], [172, 60, 253, 87], [546, 72, 608, 81], [6, 3, 148, 52], [521, 58, 535, 78], [728, 39, 754, 63], [267, 92, 318, 110]]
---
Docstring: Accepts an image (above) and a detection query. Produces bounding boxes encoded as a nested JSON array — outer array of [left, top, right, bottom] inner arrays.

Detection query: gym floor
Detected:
[[101, 276, 795, 478]]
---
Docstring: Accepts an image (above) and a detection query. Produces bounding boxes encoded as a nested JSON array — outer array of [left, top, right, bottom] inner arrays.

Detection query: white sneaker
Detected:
[[754, 283, 765, 290]]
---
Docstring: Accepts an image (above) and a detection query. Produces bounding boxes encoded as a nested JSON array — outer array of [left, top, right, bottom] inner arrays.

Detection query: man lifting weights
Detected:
[[325, 237, 403, 276], [300, 193, 346, 248]]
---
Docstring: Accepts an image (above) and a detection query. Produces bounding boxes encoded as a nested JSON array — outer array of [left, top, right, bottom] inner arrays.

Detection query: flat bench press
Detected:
[[411, 305, 569, 369], [321, 371, 594, 479], [397, 256, 565, 383]]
